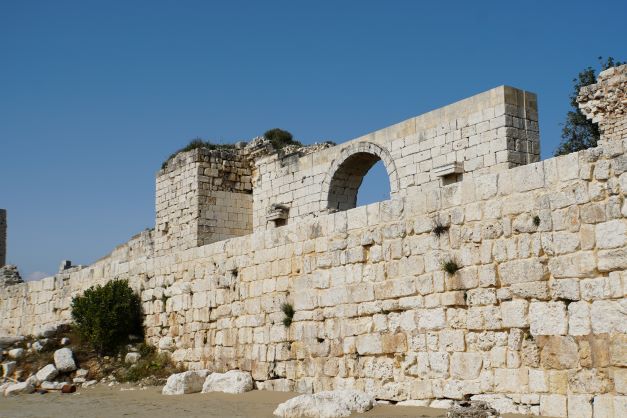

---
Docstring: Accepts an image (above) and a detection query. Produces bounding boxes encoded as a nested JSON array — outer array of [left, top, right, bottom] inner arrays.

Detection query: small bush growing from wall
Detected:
[[432, 221, 450, 238], [281, 303, 295, 327], [533, 215, 541, 227], [441, 259, 460, 275], [71, 279, 143, 355], [264, 128, 302, 150]]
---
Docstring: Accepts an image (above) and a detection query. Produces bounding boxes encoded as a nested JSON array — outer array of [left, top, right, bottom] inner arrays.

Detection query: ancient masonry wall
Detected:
[[0, 209, 6, 267], [155, 148, 253, 254], [252, 85, 539, 229], [2, 141, 626, 416], [1, 68, 626, 417]]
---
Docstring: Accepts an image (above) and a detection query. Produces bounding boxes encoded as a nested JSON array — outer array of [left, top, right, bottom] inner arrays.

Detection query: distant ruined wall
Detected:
[[1, 68, 626, 417], [0, 209, 6, 267]]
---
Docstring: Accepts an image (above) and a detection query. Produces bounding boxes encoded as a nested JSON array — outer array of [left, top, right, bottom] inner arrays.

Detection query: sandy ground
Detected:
[[0, 384, 447, 418]]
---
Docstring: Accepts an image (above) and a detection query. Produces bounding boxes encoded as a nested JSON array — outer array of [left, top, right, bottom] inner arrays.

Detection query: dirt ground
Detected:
[[0, 384, 448, 418]]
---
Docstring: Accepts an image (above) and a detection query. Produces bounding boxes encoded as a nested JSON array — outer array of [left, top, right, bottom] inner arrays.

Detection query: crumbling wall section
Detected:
[[578, 64, 627, 143]]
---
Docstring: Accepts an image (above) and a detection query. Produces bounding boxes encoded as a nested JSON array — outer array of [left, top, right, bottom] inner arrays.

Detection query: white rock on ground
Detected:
[[76, 368, 89, 378], [125, 352, 142, 364], [35, 364, 58, 382], [8, 348, 25, 359], [54, 347, 77, 372], [83, 380, 98, 387], [162, 370, 209, 395], [4, 382, 35, 396], [202, 370, 253, 394], [60, 337, 70, 345], [273, 390, 375, 418]]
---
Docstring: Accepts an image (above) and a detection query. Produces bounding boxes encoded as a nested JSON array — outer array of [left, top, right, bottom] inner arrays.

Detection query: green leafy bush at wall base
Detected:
[[71, 279, 143, 355]]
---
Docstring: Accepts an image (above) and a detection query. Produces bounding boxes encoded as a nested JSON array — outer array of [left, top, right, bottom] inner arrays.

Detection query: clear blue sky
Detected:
[[1, 0, 625, 280]]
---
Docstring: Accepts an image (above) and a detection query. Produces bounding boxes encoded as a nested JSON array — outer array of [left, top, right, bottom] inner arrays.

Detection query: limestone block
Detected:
[[568, 369, 612, 394], [604, 336, 625, 373], [418, 308, 446, 330], [501, 300, 529, 328], [595, 220, 626, 249], [529, 302, 567, 336], [567, 394, 593, 418], [598, 248, 627, 272], [428, 352, 450, 378], [551, 278, 580, 300], [615, 368, 627, 395], [355, 334, 382, 355], [494, 368, 528, 393], [53, 348, 77, 372], [466, 288, 496, 306], [439, 329, 465, 352], [35, 364, 58, 382], [548, 252, 597, 278], [498, 259, 546, 285], [4, 381, 35, 396], [590, 300, 627, 334], [162, 370, 209, 395], [529, 369, 549, 392], [450, 352, 483, 380], [568, 301, 591, 336], [202, 370, 253, 394], [540, 394, 567, 418], [537, 336, 579, 369]]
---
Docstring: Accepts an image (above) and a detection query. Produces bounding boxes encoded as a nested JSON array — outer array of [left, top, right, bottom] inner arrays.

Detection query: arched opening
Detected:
[[327, 152, 390, 211], [357, 160, 391, 206]]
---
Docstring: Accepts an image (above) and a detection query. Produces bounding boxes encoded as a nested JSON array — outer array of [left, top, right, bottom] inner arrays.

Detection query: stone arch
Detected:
[[321, 142, 399, 212]]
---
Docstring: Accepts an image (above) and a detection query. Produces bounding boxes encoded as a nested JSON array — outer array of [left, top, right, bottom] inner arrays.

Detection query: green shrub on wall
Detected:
[[71, 279, 143, 354]]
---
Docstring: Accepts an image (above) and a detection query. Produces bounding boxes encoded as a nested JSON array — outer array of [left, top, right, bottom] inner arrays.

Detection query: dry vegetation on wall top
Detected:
[[160, 128, 306, 170]]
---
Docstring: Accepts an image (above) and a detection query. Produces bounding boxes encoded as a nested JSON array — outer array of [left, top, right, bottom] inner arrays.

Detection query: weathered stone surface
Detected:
[[450, 352, 483, 380], [201, 370, 253, 394], [540, 394, 567, 418], [529, 302, 567, 335], [273, 390, 375, 418], [35, 364, 58, 382], [54, 348, 77, 372], [537, 336, 579, 369], [162, 370, 209, 395]]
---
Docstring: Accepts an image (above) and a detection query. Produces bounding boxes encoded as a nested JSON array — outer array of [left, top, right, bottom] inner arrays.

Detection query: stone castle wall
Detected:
[[1, 68, 626, 417]]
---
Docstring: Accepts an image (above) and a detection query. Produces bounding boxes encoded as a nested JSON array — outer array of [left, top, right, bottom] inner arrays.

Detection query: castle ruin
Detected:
[[1, 66, 626, 417]]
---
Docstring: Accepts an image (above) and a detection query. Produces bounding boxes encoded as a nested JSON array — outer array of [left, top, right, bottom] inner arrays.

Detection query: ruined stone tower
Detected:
[[0, 209, 6, 267]]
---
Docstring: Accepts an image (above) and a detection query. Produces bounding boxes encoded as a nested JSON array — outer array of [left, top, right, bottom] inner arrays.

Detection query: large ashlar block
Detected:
[[450, 352, 482, 380], [498, 259, 547, 285], [529, 302, 567, 336]]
